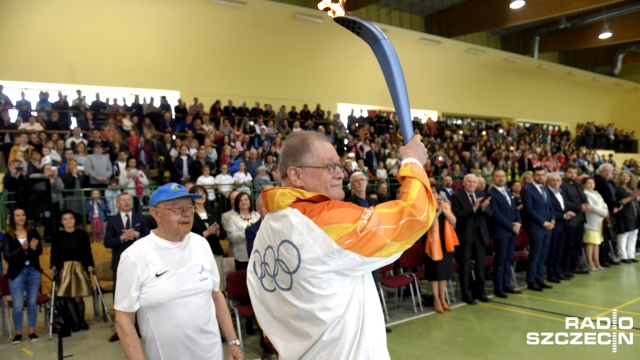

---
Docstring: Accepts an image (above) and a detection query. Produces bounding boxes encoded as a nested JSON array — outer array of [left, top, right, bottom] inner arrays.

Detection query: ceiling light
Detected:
[[210, 0, 246, 8], [419, 38, 441, 46], [598, 23, 612, 39], [294, 13, 324, 23], [510, 1, 525, 10]]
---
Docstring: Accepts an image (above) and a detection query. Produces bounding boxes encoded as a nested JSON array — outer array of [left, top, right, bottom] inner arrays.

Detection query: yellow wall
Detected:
[[0, 0, 637, 132]]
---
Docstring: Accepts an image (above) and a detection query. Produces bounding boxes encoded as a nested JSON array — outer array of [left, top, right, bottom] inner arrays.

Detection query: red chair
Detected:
[[225, 270, 255, 350], [513, 230, 530, 288], [398, 245, 425, 311], [0, 274, 51, 339], [378, 264, 417, 318]]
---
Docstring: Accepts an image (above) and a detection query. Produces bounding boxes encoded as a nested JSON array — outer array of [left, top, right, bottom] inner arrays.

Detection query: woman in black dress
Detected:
[[423, 185, 458, 313], [189, 185, 227, 290], [50, 210, 94, 332]]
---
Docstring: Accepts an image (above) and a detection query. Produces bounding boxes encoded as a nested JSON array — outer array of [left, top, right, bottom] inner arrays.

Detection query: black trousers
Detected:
[[546, 230, 565, 279], [561, 225, 584, 273], [456, 230, 486, 300]]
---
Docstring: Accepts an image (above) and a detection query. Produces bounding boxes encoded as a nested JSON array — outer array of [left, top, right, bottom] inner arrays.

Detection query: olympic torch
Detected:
[[318, 0, 413, 144]]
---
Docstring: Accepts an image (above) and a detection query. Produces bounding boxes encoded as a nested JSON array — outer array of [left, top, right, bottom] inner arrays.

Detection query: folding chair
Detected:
[[378, 264, 417, 315], [0, 274, 12, 339], [398, 245, 425, 311], [512, 230, 530, 288], [226, 270, 255, 350]]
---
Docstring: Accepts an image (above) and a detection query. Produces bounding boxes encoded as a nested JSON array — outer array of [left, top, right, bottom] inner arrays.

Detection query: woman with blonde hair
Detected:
[[582, 177, 609, 271], [423, 185, 458, 313], [614, 170, 640, 263], [520, 171, 534, 187]]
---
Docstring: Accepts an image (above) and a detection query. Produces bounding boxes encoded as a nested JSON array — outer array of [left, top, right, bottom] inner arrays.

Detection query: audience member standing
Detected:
[[560, 165, 591, 277], [613, 170, 640, 263], [521, 167, 555, 291], [439, 176, 454, 204], [488, 169, 522, 298], [103, 193, 150, 342], [50, 210, 94, 332], [86, 142, 112, 189], [545, 174, 575, 283], [2, 208, 42, 344], [224, 192, 259, 271], [594, 164, 622, 266], [451, 174, 492, 304], [583, 177, 608, 271], [189, 185, 227, 290], [423, 185, 458, 313]]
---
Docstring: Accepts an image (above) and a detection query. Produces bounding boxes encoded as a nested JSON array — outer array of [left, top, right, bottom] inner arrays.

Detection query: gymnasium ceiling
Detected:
[[270, 0, 640, 80]]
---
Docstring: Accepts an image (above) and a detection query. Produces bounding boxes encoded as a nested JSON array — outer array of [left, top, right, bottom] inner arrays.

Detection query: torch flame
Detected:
[[318, 0, 347, 18]]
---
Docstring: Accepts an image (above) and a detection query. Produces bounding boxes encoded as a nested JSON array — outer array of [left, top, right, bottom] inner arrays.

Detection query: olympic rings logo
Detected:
[[252, 239, 301, 293]]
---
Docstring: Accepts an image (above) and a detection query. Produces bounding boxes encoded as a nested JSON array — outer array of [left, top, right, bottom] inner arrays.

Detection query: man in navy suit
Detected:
[[104, 192, 150, 342], [521, 167, 555, 291], [488, 169, 522, 298], [439, 176, 454, 205], [545, 174, 576, 283]]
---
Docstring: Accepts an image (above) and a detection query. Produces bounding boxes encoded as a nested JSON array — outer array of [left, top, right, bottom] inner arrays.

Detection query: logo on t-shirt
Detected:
[[155, 270, 169, 277], [198, 265, 209, 281]]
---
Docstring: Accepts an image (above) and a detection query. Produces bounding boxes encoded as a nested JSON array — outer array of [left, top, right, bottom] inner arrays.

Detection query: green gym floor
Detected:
[[3, 262, 639, 359]]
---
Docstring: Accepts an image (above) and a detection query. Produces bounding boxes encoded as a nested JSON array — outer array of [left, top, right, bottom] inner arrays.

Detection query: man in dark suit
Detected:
[[439, 176, 454, 205], [560, 164, 590, 277], [157, 112, 176, 134], [546, 174, 576, 283], [518, 153, 534, 174], [521, 167, 555, 291], [364, 143, 378, 176], [103, 192, 150, 342], [488, 169, 522, 298], [451, 174, 492, 304]]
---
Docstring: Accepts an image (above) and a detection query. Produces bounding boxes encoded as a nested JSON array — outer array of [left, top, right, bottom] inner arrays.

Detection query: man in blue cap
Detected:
[[114, 183, 243, 360]]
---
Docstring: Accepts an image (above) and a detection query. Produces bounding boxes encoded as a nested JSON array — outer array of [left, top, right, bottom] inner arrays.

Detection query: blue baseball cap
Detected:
[[149, 183, 202, 207]]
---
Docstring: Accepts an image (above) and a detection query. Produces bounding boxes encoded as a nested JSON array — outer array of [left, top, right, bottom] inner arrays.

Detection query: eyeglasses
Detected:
[[293, 163, 344, 174], [156, 206, 196, 215]]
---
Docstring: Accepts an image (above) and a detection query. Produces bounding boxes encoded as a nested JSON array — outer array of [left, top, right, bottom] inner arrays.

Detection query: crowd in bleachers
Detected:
[[1, 83, 639, 348]]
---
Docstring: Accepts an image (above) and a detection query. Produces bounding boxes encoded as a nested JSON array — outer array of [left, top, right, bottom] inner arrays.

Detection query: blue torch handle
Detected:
[[334, 16, 413, 144]]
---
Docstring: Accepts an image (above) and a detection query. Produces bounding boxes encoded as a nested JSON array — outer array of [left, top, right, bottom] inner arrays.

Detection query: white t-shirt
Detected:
[[114, 231, 222, 360], [197, 175, 217, 200], [233, 171, 252, 194], [215, 173, 235, 193]]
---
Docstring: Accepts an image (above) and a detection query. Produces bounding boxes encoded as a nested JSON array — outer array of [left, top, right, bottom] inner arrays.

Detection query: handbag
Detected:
[[602, 216, 615, 242]]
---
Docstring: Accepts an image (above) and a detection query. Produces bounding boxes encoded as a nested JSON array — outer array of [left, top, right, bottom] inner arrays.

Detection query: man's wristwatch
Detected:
[[227, 339, 241, 347]]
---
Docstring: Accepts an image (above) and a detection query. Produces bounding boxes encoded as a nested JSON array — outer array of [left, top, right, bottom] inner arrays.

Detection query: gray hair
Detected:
[[463, 173, 477, 182], [278, 131, 331, 181], [596, 163, 613, 176]]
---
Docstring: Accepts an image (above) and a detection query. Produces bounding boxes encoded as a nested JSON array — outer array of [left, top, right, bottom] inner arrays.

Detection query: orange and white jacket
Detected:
[[247, 161, 435, 360]]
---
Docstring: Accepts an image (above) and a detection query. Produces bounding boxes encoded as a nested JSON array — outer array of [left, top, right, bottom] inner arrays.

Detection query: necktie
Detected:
[[125, 214, 131, 229], [539, 186, 547, 203], [501, 188, 511, 206], [469, 193, 476, 206]]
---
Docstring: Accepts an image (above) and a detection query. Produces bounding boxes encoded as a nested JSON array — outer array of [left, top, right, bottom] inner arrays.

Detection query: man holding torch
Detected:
[[248, 131, 435, 359]]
